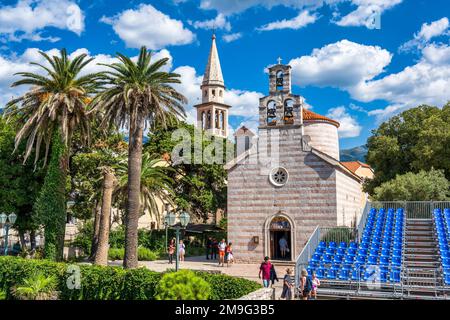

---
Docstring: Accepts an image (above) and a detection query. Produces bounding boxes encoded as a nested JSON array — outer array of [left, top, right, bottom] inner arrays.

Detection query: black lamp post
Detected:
[[0, 213, 17, 256], [165, 211, 190, 271]]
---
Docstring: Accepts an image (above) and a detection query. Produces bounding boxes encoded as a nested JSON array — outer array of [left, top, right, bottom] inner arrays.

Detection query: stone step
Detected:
[[405, 261, 441, 268], [404, 247, 437, 254]]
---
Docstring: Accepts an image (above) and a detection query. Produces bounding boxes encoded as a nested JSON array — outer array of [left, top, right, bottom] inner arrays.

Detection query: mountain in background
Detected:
[[340, 145, 368, 162]]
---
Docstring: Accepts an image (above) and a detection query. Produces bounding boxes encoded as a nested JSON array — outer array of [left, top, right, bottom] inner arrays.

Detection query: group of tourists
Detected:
[[206, 237, 234, 267], [258, 256, 320, 300], [167, 238, 186, 264]]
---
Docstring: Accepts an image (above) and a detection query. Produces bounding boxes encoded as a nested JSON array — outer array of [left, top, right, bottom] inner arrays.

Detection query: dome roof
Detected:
[[302, 109, 340, 128]]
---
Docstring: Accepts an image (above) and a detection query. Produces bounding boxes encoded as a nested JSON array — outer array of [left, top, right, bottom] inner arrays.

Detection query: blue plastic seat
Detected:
[[344, 255, 355, 264], [339, 242, 348, 249], [392, 255, 402, 266], [322, 254, 332, 264], [318, 241, 327, 248], [333, 254, 344, 263], [390, 267, 401, 283], [327, 268, 337, 279], [337, 248, 346, 255], [329, 241, 337, 249], [368, 255, 378, 264], [351, 268, 363, 280], [311, 253, 321, 263], [338, 268, 350, 280], [392, 249, 402, 257], [326, 247, 336, 255], [356, 255, 366, 264], [347, 248, 357, 256], [380, 255, 389, 265], [349, 242, 358, 249], [317, 266, 327, 278], [360, 242, 369, 250]]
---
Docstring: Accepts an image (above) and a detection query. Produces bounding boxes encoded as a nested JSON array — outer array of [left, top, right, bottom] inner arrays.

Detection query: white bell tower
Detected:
[[194, 34, 231, 138]]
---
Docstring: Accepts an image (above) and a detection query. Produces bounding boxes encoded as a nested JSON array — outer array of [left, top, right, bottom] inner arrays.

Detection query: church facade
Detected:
[[196, 36, 366, 263]]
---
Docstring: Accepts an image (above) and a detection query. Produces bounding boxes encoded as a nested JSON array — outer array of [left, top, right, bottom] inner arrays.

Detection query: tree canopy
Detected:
[[365, 103, 450, 195], [372, 169, 450, 201]]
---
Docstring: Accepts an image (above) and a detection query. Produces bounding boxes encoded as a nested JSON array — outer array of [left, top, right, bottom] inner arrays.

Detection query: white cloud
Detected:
[[289, 39, 392, 88], [257, 10, 318, 31], [100, 4, 195, 50], [222, 32, 242, 43], [334, 0, 402, 28], [400, 17, 449, 52], [326, 106, 362, 138], [0, 0, 84, 42], [190, 13, 231, 31]]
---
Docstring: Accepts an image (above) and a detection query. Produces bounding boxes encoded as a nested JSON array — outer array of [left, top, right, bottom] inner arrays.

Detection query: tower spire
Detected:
[[202, 33, 224, 87]]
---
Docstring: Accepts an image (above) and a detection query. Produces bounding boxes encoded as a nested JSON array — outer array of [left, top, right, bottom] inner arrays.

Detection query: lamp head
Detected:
[[167, 212, 176, 226], [0, 213, 6, 225], [8, 213, 17, 225], [179, 211, 191, 228]]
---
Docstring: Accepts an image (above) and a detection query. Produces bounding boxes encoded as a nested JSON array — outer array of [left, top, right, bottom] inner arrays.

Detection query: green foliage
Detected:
[[108, 247, 159, 261], [194, 272, 262, 300], [155, 270, 211, 300], [0, 256, 260, 300], [372, 169, 450, 201], [365, 103, 450, 194], [34, 131, 67, 261], [145, 121, 232, 221], [0, 289, 6, 300], [321, 228, 355, 243], [12, 272, 58, 300], [0, 117, 44, 235], [71, 221, 94, 255]]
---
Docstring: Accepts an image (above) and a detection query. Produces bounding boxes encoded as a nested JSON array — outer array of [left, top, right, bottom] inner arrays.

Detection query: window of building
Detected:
[[284, 99, 294, 124], [219, 90, 222, 97], [269, 167, 289, 187], [212, 89, 216, 97]]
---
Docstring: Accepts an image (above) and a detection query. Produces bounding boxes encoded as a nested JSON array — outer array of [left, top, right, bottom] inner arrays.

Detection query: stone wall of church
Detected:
[[303, 122, 340, 160], [227, 127, 339, 263], [335, 169, 364, 227]]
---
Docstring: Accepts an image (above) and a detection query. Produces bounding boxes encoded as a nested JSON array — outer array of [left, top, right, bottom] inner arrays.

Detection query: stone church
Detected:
[[196, 35, 367, 263]]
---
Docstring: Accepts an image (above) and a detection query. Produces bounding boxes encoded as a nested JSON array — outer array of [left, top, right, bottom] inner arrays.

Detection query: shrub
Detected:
[[0, 256, 260, 300], [108, 247, 158, 261], [11, 272, 58, 300], [0, 289, 6, 300], [155, 270, 211, 300], [321, 227, 355, 244]]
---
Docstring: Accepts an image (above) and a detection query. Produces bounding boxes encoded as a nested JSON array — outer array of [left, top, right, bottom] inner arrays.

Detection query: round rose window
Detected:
[[269, 167, 289, 187]]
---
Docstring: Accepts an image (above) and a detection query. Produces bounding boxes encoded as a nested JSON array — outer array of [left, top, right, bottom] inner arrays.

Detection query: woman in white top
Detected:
[[179, 240, 185, 262]]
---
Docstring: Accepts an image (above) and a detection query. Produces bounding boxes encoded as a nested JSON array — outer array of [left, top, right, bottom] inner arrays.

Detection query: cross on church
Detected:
[[277, 57, 282, 65]]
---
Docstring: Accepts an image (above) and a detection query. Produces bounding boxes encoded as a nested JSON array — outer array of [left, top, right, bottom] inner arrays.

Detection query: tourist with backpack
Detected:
[[299, 268, 312, 300]]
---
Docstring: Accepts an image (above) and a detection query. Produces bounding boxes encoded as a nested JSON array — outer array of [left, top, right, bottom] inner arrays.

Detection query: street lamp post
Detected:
[[0, 213, 17, 256], [166, 211, 190, 272], [163, 204, 171, 254]]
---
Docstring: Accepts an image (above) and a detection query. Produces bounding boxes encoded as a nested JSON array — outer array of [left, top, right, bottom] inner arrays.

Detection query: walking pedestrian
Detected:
[[299, 268, 312, 300], [226, 242, 234, 267], [258, 256, 272, 288], [168, 238, 175, 264], [212, 238, 218, 260], [179, 240, 185, 262], [206, 237, 212, 260], [311, 271, 320, 300], [218, 239, 226, 267], [270, 263, 279, 287], [281, 268, 293, 300]]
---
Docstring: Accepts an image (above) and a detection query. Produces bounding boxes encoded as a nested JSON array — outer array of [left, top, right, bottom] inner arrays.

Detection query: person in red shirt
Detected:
[[259, 256, 272, 288]]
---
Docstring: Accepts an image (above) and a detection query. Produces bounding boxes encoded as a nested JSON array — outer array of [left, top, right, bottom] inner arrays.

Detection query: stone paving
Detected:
[[109, 256, 292, 299]]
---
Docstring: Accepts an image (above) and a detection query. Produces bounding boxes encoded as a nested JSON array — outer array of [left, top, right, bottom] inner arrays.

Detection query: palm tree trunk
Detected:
[[94, 168, 116, 266], [123, 114, 144, 269], [89, 201, 102, 260]]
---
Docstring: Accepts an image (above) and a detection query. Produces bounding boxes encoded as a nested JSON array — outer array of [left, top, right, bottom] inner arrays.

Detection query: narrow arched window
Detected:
[[284, 99, 294, 124]]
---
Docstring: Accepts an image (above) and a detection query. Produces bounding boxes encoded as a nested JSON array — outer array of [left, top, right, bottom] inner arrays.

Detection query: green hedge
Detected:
[[0, 257, 260, 300], [108, 247, 159, 261]]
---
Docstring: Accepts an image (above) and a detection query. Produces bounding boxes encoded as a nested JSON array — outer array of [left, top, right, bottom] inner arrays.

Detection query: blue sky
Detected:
[[0, 0, 449, 149]]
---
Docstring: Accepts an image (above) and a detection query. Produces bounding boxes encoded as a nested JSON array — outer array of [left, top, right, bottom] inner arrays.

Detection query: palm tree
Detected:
[[4, 49, 102, 260], [91, 47, 186, 268]]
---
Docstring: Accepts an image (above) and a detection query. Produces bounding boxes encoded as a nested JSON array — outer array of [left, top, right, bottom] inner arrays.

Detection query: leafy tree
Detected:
[[33, 132, 67, 260], [145, 121, 232, 221], [91, 47, 186, 268], [372, 169, 450, 201], [155, 270, 211, 300], [0, 117, 44, 249], [4, 49, 102, 260], [365, 103, 450, 194]]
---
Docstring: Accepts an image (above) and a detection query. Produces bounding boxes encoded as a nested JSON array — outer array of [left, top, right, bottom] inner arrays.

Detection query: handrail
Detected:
[[295, 225, 320, 287], [357, 201, 372, 242]]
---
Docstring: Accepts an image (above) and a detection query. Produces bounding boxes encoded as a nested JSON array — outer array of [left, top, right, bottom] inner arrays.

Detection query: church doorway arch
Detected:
[[266, 214, 294, 261]]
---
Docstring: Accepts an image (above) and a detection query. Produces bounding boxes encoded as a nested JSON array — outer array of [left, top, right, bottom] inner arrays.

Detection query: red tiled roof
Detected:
[[340, 161, 372, 174], [302, 109, 340, 128]]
